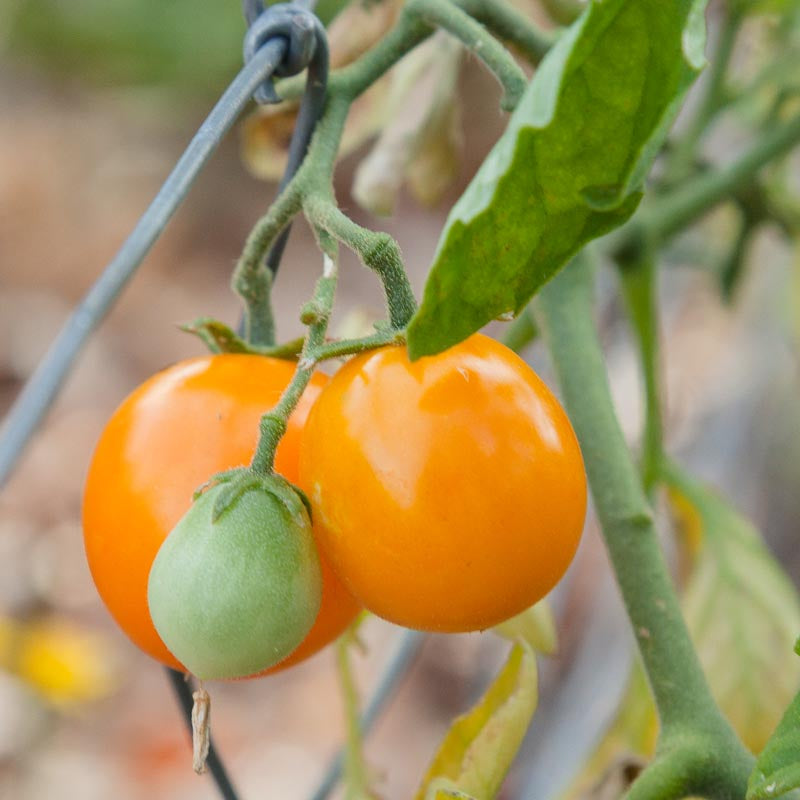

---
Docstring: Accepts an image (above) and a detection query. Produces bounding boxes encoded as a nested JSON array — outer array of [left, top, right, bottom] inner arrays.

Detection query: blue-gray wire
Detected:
[[167, 668, 241, 800], [0, 6, 325, 488]]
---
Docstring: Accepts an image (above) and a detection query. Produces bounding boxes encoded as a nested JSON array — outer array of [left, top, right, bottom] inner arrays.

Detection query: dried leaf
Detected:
[[415, 643, 538, 800], [353, 33, 463, 215], [667, 466, 800, 752]]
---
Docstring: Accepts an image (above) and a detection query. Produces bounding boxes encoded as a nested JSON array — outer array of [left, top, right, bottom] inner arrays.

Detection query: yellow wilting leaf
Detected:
[[492, 599, 557, 656], [666, 464, 800, 752], [415, 642, 538, 800], [0, 615, 118, 708]]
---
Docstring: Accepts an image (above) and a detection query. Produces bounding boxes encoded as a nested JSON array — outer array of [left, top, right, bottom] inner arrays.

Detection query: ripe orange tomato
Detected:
[[82, 354, 360, 674], [298, 334, 587, 632]]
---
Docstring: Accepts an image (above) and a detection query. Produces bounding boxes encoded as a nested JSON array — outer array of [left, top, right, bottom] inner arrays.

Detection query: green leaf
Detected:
[[747, 691, 800, 800], [665, 463, 800, 752], [407, 0, 707, 359], [415, 643, 538, 800]]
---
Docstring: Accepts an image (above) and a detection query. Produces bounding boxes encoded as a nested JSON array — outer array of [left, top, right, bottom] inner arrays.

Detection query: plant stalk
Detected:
[[534, 255, 753, 796]]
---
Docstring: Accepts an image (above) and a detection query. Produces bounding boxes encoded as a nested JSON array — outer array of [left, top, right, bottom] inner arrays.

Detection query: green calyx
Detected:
[[148, 473, 322, 681]]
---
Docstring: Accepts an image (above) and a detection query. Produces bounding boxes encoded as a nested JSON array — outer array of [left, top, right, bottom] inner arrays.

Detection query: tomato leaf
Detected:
[[406, 0, 707, 359], [665, 464, 800, 753], [415, 642, 538, 800]]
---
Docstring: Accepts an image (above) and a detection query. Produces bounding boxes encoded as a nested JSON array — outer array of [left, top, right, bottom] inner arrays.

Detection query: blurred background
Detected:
[[1, 1, 799, 798]]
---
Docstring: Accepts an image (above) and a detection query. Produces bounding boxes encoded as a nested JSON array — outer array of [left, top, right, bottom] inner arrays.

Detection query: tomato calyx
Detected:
[[196, 467, 312, 525]]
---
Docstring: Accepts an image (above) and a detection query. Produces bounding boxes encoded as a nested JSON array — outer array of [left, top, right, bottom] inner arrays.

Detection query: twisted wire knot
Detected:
[[242, 1, 325, 104]]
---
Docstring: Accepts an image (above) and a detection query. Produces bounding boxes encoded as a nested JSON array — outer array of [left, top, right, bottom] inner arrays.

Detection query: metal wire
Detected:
[[308, 629, 427, 800], [166, 669, 241, 800], [242, 4, 329, 273], [0, 5, 325, 488]]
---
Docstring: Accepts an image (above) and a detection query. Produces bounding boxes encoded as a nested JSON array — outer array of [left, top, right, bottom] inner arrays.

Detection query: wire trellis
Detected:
[[0, 3, 424, 799]]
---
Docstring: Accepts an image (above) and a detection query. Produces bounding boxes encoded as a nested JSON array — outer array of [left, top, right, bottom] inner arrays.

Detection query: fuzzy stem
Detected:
[[250, 247, 338, 475], [534, 256, 753, 797], [463, 0, 558, 63], [304, 197, 417, 330], [501, 307, 539, 353], [666, 8, 743, 185], [407, 0, 528, 111]]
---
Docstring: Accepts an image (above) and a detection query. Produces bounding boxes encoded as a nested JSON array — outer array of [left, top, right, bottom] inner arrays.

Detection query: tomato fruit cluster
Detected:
[[82, 355, 360, 676], [83, 335, 586, 678]]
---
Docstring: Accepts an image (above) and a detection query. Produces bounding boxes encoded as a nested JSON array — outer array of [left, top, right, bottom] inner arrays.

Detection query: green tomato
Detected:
[[147, 474, 321, 680]]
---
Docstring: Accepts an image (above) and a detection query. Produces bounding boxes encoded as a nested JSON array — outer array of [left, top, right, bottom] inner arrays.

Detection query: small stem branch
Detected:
[[462, 0, 558, 64], [407, 0, 528, 111], [233, 183, 302, 345], [501, 306, 539, 353], [666, 8, 743, 184], [250, 249, 338, 475], [618, 254, 663, 495], [332, 9, 431, 99], [314, 329, 404, 362], [624, 749, 695, 800], [304, 196, 417, 330], [336, 631, 376, 800], [645, 113, 800, 243], [533, 256, 752, 784]]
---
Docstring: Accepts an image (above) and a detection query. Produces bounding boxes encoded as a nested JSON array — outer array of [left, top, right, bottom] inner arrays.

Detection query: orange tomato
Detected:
[[82, 354, 360, 674], [298, 334, 587, 632]]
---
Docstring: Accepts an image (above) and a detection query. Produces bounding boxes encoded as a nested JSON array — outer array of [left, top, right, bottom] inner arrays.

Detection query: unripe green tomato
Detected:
[[147, 476, 322, 680]]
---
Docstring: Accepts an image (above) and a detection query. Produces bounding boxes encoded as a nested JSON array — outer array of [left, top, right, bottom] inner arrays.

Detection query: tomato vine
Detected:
[[3, 1, 800, 799]]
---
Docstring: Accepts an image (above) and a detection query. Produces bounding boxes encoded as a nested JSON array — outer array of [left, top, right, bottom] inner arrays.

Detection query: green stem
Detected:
[[304, 196, 417, 330], [336, 629, 376, 800], [666, 9, 743, 184], [233, 187, 301, 346], [618, 255, 663, 496], [250, 245, 338, 475], [407, 0, 528, 111], [463, 0, 558, 64], [645, 113, 800, 243], [533, 256, 753, 796], [332, 9, 431, 100], [718, 211, 754, 302], [501, 306, 539, 353], [313, 329, 404, 361]]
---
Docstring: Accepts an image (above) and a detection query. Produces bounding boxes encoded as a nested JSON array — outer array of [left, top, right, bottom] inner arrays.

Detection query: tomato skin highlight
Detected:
[[298, 334, 587, 632], [82, 354, 360, 674]]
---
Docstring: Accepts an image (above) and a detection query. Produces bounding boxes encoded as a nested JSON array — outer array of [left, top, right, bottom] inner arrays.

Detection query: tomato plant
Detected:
[[82, 354, 360, 674], [299, 333, 587, 632], [3, 0, 800, 798]]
